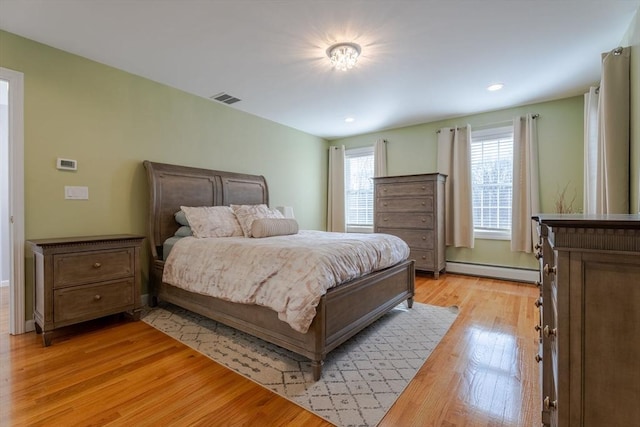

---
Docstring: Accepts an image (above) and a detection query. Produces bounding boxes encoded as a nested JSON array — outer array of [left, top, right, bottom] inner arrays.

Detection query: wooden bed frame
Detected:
[[143, 160, 415, 380]]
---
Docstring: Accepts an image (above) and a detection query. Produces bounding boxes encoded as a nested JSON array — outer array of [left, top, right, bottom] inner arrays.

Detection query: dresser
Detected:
[[373, 174, 446, 277], [29, 234, 145, 346], [533, 215, 640, 426]]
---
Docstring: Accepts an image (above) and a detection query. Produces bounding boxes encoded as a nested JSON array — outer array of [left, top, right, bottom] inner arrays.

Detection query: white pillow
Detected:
[[231, 204, 284, 237], [180, 206, 243, 238], [251, 218, 299, 238]]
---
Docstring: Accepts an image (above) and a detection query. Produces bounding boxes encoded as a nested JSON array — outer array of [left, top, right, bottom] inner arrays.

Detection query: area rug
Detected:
[[142, 301, 458, 426]]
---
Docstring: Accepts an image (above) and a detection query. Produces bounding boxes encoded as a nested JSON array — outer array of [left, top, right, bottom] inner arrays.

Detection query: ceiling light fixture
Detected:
[[344, 117, 355, 123], [327, 42, 361, 71], [487, 83, 504, 91]]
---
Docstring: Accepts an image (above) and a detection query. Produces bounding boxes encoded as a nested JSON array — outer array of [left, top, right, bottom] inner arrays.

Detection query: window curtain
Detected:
[[437, 125, 474, 248], [511, 114, 540, 253], [327, 145, 345, 232], [374, 138, 387, 177], [584, 86, 600, 214], [583, 46, 630, 214]]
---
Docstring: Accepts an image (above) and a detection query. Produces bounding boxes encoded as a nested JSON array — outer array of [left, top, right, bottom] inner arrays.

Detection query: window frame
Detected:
[[344, 145, 375, 233], [470, 125, 514, 241]]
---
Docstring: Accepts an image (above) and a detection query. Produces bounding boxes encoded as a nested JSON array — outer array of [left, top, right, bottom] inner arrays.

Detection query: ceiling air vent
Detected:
[[210, 92, 241, 105]]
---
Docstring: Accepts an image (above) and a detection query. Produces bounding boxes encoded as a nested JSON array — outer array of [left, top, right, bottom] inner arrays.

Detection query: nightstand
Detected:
[[28, 234, 145, 346]]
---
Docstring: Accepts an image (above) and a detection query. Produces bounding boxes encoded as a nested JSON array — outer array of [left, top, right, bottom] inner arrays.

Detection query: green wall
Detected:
[[332, 96, 585, 270], [0, 31, 329, 317]]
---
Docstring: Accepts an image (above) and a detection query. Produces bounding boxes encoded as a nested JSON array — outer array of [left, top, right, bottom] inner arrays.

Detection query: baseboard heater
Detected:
[[445, 262, 538, 283]]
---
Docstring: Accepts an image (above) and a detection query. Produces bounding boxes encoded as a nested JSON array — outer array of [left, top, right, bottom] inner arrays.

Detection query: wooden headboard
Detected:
[[143, 161, 269, 260]]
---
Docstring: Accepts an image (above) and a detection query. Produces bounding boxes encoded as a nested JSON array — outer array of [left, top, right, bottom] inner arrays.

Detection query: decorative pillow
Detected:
[[251, 218, 299, 238], [231, 204, 284, 237], [180, 206, 244, 238], [174, 225, 193, 237], [174, 210, 190, 226]]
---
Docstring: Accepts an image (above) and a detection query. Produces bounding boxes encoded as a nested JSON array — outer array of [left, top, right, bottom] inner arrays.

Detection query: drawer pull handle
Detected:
[[534, 298, 542, 308], [383, 202, 388, 206], [421, 202, 426, 206], [543, 396, 557, 410], [421, 186, 426, 190], [422, 236, 427, 240], [543, 264, 556, 276], [93, 262, 102, 268], [421, 256, 426, 260], [383, 217, 389, 222], [422, 218, 426, 222], [535, 354, 542, 363], [94, 294, 102, 301], [543, 325, 557, 338]]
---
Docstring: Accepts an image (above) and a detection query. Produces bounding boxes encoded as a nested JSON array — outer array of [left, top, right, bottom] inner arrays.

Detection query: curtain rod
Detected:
[[435, 114, 539, 134]]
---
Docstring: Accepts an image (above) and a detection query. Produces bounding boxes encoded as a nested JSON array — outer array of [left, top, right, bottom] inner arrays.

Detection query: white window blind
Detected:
[[471, 126, 514, 239], [345, 146, 374, 230]]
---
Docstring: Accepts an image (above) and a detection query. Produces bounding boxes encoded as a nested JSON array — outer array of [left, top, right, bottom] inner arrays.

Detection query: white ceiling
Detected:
[[1, 0, 638, 140]]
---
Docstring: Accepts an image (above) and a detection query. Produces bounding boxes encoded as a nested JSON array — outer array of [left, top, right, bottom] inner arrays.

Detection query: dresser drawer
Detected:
[[53, 248, 134, 288], [53, 279, 134, 324], [411, 249, 435, 269], [376, 212, 433, 229], [377, 228, 434, 250], [376, 181, 434, 198], [376, 196, 434, 213]]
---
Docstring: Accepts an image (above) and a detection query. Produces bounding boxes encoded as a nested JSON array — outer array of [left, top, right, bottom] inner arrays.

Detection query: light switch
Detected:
[[65, 186, 89, 200]]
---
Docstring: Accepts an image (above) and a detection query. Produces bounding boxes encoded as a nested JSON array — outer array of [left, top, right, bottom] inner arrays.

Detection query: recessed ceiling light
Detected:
[[345, 117, 355, 123], [487, 83, 504, 91]]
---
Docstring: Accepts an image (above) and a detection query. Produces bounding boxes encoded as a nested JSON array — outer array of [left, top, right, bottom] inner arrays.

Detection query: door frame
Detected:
[[1, 66, 25, 335]]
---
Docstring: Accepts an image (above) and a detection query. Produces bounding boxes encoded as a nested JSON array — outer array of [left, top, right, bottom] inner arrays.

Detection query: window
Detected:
[[345, 146, 374, 232], [471, 126, 514, 240]]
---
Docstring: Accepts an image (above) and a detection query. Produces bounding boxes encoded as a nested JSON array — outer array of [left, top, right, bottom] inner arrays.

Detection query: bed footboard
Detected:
[[152, 259, 414, 381]]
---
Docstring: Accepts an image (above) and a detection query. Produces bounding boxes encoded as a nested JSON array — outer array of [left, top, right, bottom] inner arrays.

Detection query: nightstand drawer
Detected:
[[376, 213, 433, 229], [376, 196, 434, 213], [53, 248, 134, 288], [53, 279, 134, 324]]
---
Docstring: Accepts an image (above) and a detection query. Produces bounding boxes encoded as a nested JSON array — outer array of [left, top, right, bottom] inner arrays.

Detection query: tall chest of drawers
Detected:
[[533, 215, 640, 426], [29, 234, 145, 346], [373, 173, 446, 277]]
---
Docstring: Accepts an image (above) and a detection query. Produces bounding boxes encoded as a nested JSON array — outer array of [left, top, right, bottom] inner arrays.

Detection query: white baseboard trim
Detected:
[[446, 262, 539, 283]]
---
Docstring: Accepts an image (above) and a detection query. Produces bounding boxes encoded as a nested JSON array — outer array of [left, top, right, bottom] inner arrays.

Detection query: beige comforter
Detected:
[[162, 230, 410, 333]]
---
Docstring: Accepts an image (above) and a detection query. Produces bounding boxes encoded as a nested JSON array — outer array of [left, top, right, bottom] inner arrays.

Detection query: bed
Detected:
[[143, 160, 415, 380]]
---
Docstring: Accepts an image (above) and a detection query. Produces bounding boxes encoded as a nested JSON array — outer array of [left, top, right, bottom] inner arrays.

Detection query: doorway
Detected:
[[1, 79, 9, 334], [0, 67, 25, 335]]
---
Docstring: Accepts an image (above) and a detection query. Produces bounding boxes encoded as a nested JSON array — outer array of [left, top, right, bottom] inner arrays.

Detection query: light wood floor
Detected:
[[1, 273, 540, 426]]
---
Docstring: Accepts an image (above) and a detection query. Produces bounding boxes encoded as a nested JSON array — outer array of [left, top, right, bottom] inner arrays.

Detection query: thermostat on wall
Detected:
[[57, 158, 77, 171]]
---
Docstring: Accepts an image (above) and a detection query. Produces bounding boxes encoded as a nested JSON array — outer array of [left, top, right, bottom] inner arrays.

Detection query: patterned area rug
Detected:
[[142, 301, 458, 426]]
